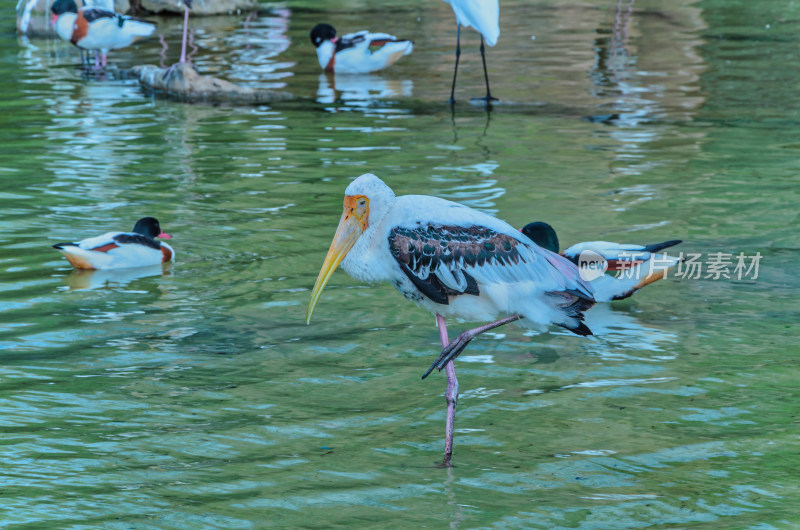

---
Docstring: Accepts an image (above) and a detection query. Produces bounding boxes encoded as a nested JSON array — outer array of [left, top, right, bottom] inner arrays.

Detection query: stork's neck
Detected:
[[341, 197, 396, 284]]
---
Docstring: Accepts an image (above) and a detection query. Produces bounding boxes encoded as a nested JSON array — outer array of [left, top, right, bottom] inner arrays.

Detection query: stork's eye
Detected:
[[358, 199, 366, 207]]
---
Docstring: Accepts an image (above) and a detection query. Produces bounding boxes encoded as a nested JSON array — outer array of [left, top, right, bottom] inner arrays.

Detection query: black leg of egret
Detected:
[[472, 35, 498, 104], [449, 24, 461, 105]]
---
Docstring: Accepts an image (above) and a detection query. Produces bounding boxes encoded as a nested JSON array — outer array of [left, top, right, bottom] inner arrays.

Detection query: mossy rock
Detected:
[[131, 63, 293, 104]]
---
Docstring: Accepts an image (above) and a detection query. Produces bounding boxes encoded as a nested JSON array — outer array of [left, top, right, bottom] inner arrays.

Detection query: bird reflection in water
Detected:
[[459, 304, 677, 367], [64, 264, 168, 291], [582, 303, 677, 359], [316, 73, 413, 106]]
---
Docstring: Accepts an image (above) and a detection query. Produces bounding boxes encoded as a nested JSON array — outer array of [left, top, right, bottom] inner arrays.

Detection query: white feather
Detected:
[[84, 0, 115, 10], [54, 12, 77, 42], [17, 0, 38, 33], [564, 241, 650, 261], [443, 0, 500, 46]]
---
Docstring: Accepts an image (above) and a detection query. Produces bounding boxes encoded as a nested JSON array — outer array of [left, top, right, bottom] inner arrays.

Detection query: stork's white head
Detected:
[[344, 173, 396, 224], [306, 174, 396, 324]]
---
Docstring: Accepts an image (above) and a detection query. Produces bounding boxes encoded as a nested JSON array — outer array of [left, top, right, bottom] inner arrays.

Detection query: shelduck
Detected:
[[310, 23, 413, 74], [50, 0, 156, 69], [521, 221, 682, 302], [53, 217, 174, 270]]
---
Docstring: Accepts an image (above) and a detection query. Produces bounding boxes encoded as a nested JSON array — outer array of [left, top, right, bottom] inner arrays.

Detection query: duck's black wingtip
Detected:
[[643, 239, 683, 253], [560, 321, 593, 337], [611, 289, 635, 302], [575, 322, 593, 336]]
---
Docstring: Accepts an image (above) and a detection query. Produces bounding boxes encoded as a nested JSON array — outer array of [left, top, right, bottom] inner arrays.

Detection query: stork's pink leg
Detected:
[[94, 52, 100, 70], [101, 53, 107, 68], [436, 314, 458, 467], [423, 314, 523, 379], [179, 6, 190, 63]]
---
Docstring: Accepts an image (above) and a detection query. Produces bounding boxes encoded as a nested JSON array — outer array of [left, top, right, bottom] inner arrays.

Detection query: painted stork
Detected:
[[310, 23, 414, 74], [443, 0, 500, 104], [306, 174, 594, 466], [53, 217, 174, 270], [521, 221, 683, 302]]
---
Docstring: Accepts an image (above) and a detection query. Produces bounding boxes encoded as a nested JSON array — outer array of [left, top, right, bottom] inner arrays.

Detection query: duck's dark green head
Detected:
[[51, 0, 78, 15], [132, 217, 172, 240], [521, 221, 559, 253]]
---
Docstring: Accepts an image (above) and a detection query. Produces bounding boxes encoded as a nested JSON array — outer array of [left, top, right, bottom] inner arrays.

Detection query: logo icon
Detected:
[[577, 249, 608, 281]]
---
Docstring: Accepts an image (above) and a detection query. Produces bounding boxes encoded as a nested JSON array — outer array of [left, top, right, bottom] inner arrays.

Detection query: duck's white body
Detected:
[[55, 231, 174, 270], [53, 12, 77, 42], [587, 256, 681, 302], [316, 30, 413, 74], [563, 240, 674, 267], [80, 15, 154, 53], [444, 0, 500, 46], [562, 241, 682, 302]]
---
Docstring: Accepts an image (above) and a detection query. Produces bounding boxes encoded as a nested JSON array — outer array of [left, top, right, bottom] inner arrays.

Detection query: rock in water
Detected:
[[131, 63, 292, 104]]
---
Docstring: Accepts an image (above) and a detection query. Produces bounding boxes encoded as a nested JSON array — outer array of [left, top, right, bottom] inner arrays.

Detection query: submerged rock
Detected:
[[131, 63, 292, 104]]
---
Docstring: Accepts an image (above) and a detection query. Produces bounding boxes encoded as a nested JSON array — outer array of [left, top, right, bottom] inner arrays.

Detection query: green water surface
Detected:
[[1, 0, 799, 527]]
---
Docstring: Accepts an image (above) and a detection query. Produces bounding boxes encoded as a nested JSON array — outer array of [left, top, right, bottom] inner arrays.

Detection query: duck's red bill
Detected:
[[158, 232, 172, 239]]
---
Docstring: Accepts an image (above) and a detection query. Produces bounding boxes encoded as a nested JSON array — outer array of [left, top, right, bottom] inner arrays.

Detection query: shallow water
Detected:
[[1, 0, 799, 527]]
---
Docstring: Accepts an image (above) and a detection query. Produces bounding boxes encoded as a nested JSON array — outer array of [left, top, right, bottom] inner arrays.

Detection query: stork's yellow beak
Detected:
[[306, 195, 369, 324]]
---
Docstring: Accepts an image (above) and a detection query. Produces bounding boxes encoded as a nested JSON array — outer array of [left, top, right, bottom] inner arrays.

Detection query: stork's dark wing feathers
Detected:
[[389, 223, 595, 336], [397, 262, 478, 304], [389, 224, 523, 305]]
